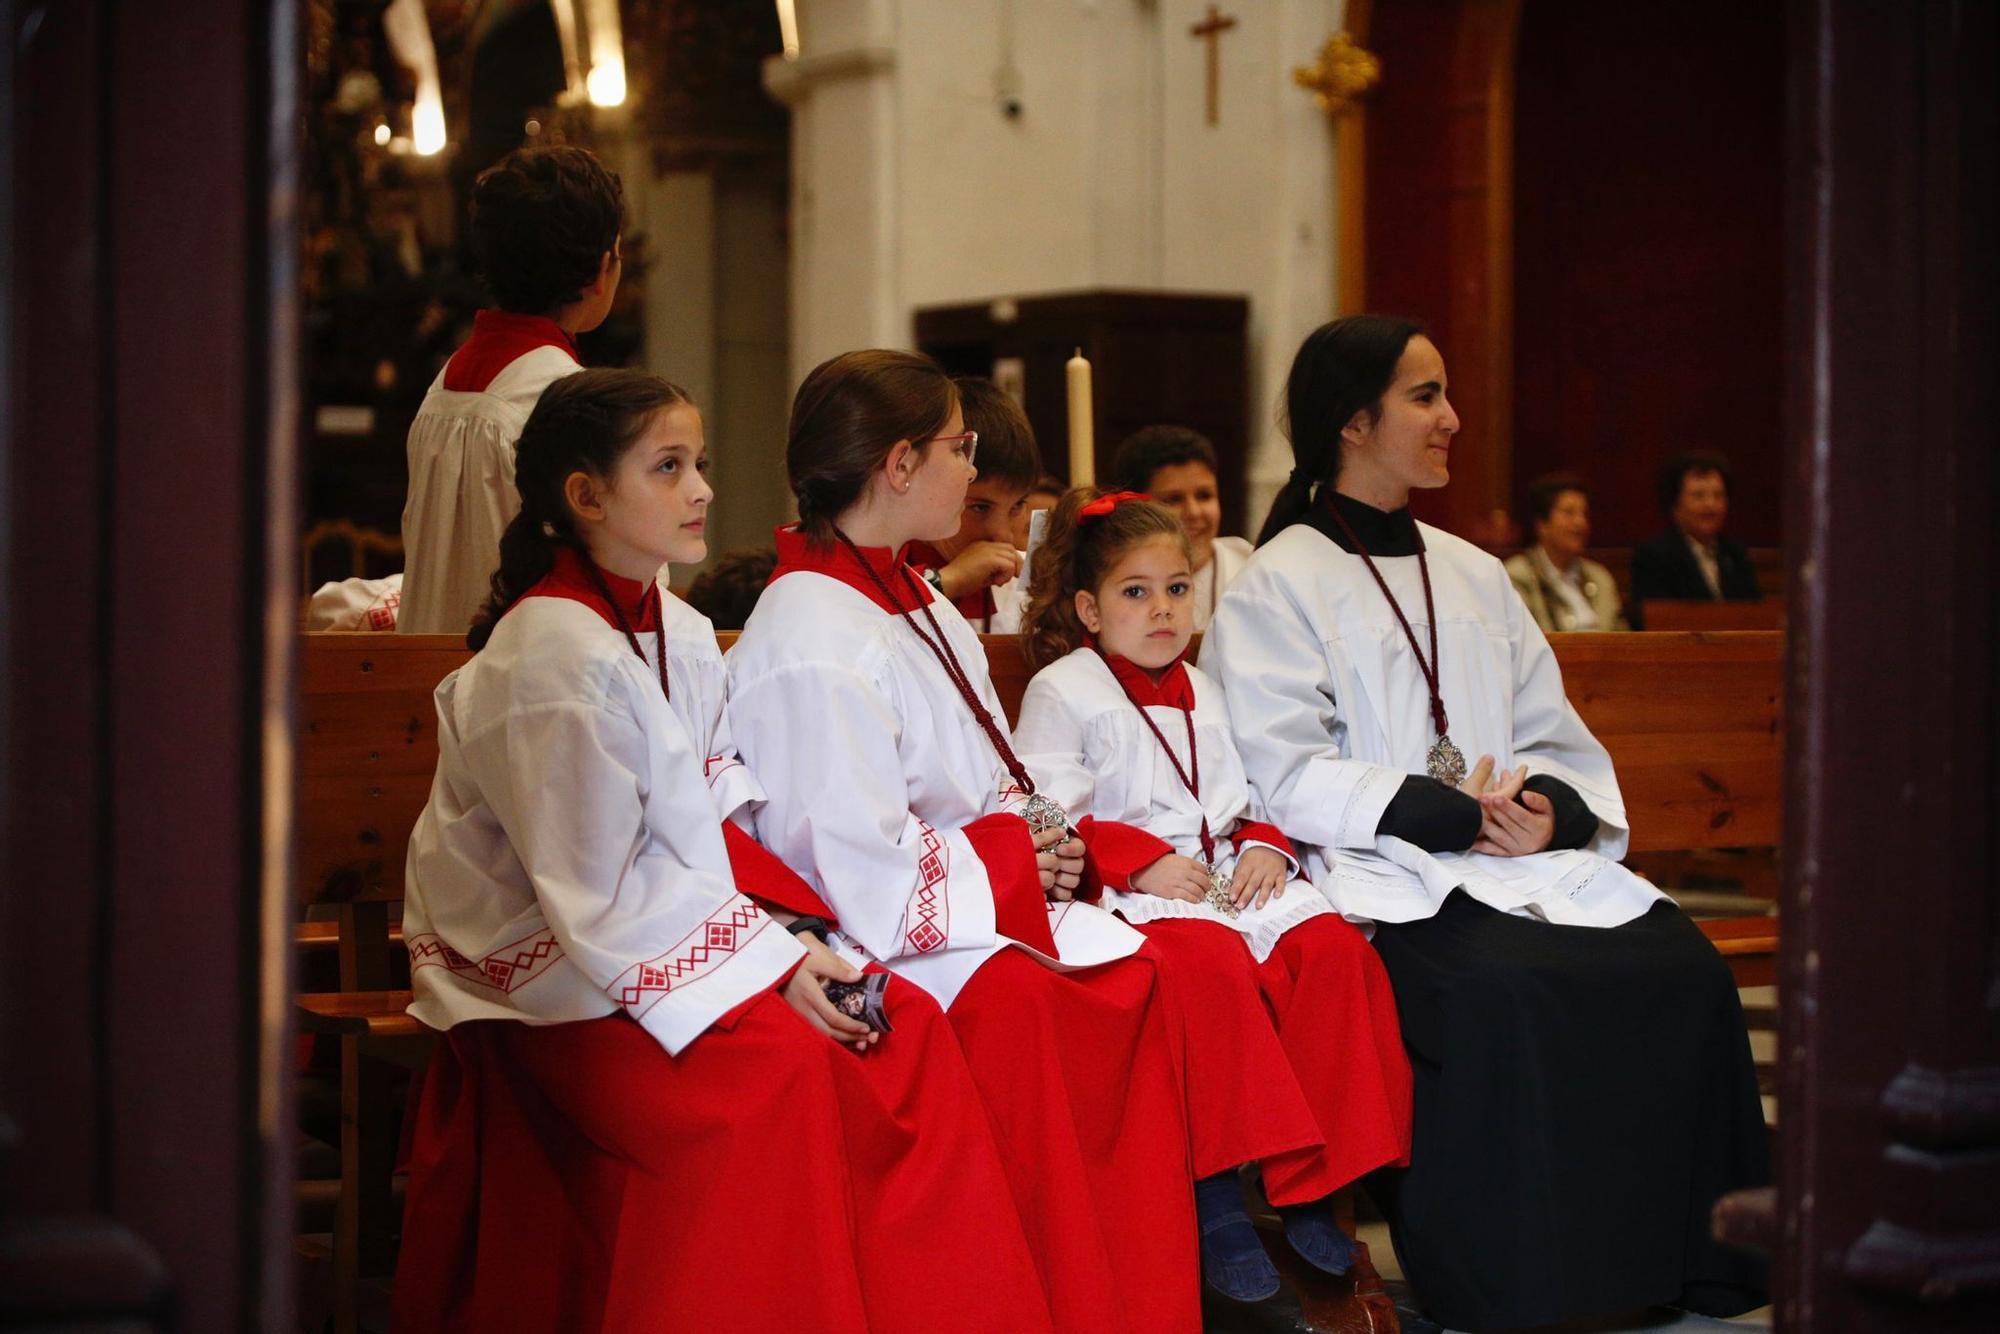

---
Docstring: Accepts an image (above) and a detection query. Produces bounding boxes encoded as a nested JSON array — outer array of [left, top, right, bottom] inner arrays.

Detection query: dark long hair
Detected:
[[466, 368, 694, 650], [1020, 487, 1189, 671], [1254, 315, 1424, 546], [787, 349, 957, 543]]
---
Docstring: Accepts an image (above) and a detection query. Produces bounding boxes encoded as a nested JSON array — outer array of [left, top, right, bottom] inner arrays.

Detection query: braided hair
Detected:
[[1254, 315, 1424, 546], [787, 349, 957, 544]]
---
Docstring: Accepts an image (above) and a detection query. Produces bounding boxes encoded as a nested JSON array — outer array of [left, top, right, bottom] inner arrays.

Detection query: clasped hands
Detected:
[[1455, 755, 1555, 856], [1130, 845, 1288, 911], [1034, 823, 1088, 901]]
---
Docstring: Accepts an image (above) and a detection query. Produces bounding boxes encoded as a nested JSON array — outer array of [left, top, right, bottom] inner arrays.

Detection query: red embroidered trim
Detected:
[[901, 822, 951, 953], [613, 901, 772, 1020], [365, 588, 401, 631], [407, 927, 563, 993], [704, 755, 745, 787]]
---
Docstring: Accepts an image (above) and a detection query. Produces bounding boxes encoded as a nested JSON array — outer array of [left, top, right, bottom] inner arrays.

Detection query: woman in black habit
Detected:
[[1198, 315, 1769, 1329]]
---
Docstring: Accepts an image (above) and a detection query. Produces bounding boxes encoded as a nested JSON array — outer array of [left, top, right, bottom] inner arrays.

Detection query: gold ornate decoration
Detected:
[[1293, 32, 1382, 117]]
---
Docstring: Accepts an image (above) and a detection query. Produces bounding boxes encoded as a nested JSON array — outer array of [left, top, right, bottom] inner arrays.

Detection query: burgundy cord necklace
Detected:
[[832, 528, 1072, 838], [1321, 500, 1467, 786], [575, 554, 671, 703], [1094, 650, 1241, 918]]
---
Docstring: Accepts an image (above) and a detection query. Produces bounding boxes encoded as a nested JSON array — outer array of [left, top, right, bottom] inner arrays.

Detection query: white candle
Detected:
[[1066, 348, 1095, 486]]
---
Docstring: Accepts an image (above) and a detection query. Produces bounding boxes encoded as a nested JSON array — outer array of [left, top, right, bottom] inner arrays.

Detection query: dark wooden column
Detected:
[[1777, 0, 1999, 1326], [1, 1, 298, 1330]]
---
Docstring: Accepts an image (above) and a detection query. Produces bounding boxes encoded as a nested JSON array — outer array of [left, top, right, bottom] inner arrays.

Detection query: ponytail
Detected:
[[1020, 487, 1187, 671], [787, 349, 957, 544], [466, 368, 694, 650], [1254, 314, 1424, 546]]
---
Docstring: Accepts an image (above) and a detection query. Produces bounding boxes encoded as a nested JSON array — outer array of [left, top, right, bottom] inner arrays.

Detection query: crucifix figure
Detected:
[[1189, 4, 1238, 126]]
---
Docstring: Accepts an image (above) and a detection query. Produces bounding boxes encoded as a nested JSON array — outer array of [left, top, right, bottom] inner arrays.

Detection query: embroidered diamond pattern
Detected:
[[902, 823, 950, 954], [612, 903, 770, 1019], [407, 929, 562, 994]]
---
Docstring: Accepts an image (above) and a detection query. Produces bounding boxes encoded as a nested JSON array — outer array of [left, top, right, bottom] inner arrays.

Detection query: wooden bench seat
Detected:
[[296, 990, 422, 1040]]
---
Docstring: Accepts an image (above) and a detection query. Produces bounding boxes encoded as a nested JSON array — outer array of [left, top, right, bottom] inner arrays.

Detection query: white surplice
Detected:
[[397, 343, 578, 636], [655, 580, 765, 828], [1014, 648, 1332, 960], [1198, 521, 1664, 928], [726, 568, 1145, 1008], [403, 595, 803, 1054]]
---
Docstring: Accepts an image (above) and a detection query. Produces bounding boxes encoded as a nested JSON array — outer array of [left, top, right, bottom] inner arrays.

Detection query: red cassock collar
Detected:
[[442, 310, 578, 393], [519, 546, 662, 633], [1094, 644, 1196, 711], [770, 524, 938, 615]]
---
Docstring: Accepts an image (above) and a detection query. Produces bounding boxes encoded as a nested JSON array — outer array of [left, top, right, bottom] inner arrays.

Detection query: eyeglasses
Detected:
[[926, 430, 978, 465]]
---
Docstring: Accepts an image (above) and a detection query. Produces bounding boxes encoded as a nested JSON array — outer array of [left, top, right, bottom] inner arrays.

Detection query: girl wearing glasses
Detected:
[[728, 349, 1203, 1333]]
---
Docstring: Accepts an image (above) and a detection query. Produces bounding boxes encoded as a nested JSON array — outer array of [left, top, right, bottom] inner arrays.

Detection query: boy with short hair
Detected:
[[1111, 424, 1251, 630], [905, 377, 1043, 632], [397, 144, 625, 635]]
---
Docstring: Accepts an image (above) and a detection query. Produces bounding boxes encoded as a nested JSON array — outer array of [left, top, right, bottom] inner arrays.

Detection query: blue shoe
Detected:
[[1277, 1200, 1355, 1277], [1196, 1170, 1282, 1303]]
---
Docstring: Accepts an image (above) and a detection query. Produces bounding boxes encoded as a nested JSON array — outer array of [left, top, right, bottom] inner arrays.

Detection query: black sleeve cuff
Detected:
[[1521, 774, 1599, 850], [1377, 774, 1484, 853]]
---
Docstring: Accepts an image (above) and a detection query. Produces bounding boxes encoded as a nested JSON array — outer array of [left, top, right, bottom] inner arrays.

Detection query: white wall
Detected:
[[772, 0, 1346, 530]]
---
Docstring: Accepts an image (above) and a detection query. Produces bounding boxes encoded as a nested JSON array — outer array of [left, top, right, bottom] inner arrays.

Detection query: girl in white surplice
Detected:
[[1013, 489, 1413, 1304], [1198, 316, 1770, 1330]]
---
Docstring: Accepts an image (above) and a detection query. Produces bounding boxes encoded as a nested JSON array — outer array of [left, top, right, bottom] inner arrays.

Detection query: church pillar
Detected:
[[1774, 0, 2000, 1325], [764, 2, 901, 383], [2, 0, 297, 1327]]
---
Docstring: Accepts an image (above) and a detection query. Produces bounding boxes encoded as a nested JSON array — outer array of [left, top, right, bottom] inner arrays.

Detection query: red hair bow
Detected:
[[1077, 490, 1151, 522]]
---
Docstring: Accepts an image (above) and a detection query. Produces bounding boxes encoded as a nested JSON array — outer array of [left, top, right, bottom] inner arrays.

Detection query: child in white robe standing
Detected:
[[397, 146, 621, 635], [728, 349, 1202, 1333], [1014, 488, 1412, 1303]]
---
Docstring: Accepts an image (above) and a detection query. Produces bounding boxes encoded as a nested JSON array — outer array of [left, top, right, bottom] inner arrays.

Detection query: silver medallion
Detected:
[[1202, 861, 1242, 919], [1427, 735, 1468, 787], [1018, 792, 1073, 838]]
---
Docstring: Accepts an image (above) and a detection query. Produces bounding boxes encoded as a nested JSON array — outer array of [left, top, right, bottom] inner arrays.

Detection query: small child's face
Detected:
[[592, 402, 713, 569], [1076, 535, 1194, 674], [940, 479, 1032, 557], [1145, 462, 1223, 567]]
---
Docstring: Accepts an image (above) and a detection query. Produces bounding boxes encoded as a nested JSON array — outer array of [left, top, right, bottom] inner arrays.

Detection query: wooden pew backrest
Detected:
[[1552, 631, 1781, 853], [301, 633, 470, 907], [300, 628, 1780, 907], [1639, 600, 1785, 632]]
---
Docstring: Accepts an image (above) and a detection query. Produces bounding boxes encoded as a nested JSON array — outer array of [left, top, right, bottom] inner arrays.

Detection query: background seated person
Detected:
[[1111, 425, 1249, 630], [1629, 450, 1761, 627], [1505, 473, 1626, 632], [683, 547, 777, 632], [903, 377, 1041, 632]]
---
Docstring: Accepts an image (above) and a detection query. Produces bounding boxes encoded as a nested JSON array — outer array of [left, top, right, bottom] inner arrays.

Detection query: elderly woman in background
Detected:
[[1505, 473, 1626, 632]]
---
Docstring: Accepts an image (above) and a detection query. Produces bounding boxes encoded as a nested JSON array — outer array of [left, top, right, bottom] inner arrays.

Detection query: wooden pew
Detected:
[[296, 627, 1783, 1327], [1639, 599, 1785, 632], [295, 633, 461, 1334]]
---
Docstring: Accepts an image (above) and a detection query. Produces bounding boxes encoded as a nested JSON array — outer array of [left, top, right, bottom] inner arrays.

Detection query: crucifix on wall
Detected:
[[1189, 4, 1238, 126]]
